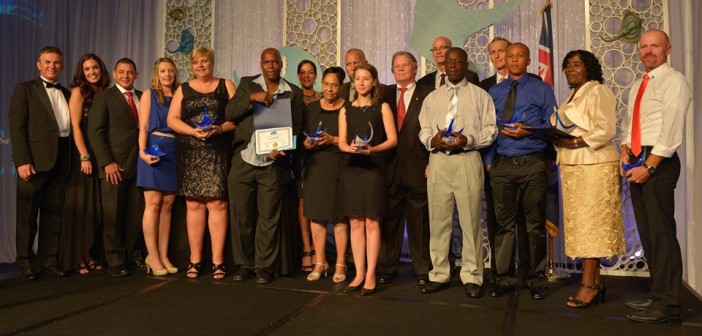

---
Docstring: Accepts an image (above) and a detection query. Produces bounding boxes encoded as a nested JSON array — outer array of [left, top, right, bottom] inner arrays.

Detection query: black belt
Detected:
[[447, 148, 474, 155], [495, 152, 543, 165]]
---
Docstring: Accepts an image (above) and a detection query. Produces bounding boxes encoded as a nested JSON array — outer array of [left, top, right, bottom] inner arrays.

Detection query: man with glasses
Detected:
[[418, 36, 479, 89]]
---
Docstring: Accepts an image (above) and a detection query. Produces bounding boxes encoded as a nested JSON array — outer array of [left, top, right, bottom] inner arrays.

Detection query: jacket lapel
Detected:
[[32, 78, 59, 126]]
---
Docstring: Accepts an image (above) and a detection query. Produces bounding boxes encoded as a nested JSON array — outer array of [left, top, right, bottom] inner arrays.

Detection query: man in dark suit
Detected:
[[339, 48, 366, 101], [417, 36, 479, 89], [9, 46, 71, 280], [227, 48, 305, 284], [379, 51, 433, 286], [88, 58, 144, 277]]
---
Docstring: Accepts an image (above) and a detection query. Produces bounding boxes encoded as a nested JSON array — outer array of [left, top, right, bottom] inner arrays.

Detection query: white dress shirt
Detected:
[[396, 82, 416, 109], [433, 70, 447, 89], [41, 76, 71, 137], [620, 63, 691, 158], [115, 83, 140, 113]]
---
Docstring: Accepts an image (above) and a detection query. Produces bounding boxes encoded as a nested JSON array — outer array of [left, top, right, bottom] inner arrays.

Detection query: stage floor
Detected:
[[0, 263, 700, 336]]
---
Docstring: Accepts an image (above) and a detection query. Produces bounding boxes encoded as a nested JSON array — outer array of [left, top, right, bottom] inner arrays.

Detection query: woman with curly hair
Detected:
[[552, 50, 625, 308]]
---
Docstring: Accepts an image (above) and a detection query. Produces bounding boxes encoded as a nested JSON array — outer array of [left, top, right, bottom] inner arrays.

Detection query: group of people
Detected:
[[9, 28, 689, 324]]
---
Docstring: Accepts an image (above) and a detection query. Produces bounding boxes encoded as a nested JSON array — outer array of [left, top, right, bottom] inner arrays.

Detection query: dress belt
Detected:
[[151, 130, 175, 138]]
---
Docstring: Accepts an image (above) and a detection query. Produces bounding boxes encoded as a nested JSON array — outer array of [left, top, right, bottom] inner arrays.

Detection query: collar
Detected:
[[645, 62, 671, 80], [496, 73, 509, 83], [445, 78, 468, 92], [397, 81, 416, 91], [115, 84, 135, 95], [39, 76, 58, 85], [253, 75, 291, 95]]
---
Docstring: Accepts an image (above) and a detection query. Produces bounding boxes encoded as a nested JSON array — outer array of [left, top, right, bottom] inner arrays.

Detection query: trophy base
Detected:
[[355, 145, 369, 152], [441, 136, 457, 144]]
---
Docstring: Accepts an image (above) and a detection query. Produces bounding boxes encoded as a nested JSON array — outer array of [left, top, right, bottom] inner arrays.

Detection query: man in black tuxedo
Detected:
[[227, 48, 305, 284], [88, 58, 144, 277], [9, 46, 71, 280], [417, 36, 479, 89], [379, 52, 433, 286]]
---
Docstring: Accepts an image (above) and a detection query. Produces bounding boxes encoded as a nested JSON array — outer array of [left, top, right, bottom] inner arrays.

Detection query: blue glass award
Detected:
[[191, 106, 217, 131], [145, 137, 167, 157], [353, 121, 374, 151], [303, 121, 326, 145], [437, 117, 464, 144], [497, 110, 523, 130], [622, 147, 648, 173]]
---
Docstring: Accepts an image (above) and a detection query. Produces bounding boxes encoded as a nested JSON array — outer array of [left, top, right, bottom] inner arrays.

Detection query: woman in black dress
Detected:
[[303, 67, 349, 282], [62, 53, 110, 274], [167, 47, 237, 279], [337, 63, 397, 295]]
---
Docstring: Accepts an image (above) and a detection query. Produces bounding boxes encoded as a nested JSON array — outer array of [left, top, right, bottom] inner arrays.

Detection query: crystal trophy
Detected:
[[353, 121, 374, 151], [303, 121, 326, 145], [622, 147, 648, 173], [191, 106, 217, 131], [437, 117, 464, 144], [145, 137, 167, 157]]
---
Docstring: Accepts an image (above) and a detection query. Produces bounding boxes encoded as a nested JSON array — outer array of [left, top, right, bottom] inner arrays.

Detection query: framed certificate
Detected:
[[254, 127, 294, 155]]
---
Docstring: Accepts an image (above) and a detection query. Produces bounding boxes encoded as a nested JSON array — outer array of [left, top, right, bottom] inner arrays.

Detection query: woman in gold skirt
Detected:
[[552, 50, 625, 308]]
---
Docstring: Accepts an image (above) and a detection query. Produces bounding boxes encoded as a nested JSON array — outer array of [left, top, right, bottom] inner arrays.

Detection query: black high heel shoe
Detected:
[[566, 283, 602, 308], [186, 262, 202, 278], [361, 287, 376, 296], [212, 263, 226, 280], [344, 281, 364, 293]]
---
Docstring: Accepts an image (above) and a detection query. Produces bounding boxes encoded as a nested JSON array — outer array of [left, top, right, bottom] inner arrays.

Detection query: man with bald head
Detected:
[[226, 47, 304, 284], [621, 29, 690, 324], [483, 42, 557, 299], [340, 48, 367, 101], [417, 36, 479, 89]]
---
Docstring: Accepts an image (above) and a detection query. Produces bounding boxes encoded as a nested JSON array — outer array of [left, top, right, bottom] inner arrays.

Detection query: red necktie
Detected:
[[397, 87, 407, 130], [631, 74, 649, 156], [125, 92, 138, 123], [439, 73, 446, 87]]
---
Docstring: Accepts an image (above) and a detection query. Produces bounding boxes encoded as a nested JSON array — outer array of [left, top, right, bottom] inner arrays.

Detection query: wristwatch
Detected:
[[80, 154, 91, 162], [642, 163, 655, 175]]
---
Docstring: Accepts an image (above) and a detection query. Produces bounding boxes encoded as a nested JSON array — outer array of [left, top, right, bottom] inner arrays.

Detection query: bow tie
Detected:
[[43, 80, 61, 89]]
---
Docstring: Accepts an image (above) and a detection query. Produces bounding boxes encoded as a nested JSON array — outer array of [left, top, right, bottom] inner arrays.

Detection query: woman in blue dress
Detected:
[[137, 58, 181, 276]]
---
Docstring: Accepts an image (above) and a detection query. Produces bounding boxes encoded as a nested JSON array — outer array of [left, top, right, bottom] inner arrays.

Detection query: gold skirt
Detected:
[[561, 161, 625, 258]]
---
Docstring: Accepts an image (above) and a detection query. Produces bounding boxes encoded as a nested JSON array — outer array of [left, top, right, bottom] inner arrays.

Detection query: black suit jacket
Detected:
[[9, 78, 71, 172], [382, 83, 433, 188], [88, 86, 142, 179], [417, 69, 479, 89]]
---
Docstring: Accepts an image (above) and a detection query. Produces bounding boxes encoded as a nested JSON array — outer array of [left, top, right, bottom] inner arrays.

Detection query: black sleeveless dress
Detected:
[[175, 79, 231, 198], [338, 104, 386, 219]]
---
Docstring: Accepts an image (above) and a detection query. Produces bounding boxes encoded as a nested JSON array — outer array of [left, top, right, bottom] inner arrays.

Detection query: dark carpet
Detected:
[[0, 263, 700, 336]]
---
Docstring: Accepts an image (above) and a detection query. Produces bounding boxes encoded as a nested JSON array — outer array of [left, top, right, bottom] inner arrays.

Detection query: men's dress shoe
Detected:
[[421, 281, 446, 294], [489, 282, 512, 297], [626, 308, 682, 324], [255, 270, 274, 284], [45, 266, 67, 277], [530, 284, 547, 300], [133, 260, 147, 271], [109, 265, 130, 277], [21, 269, 37, 281], [417, 275, 429, 286], [231, 268, 253, 281], [464, 283, 482, 298], [378, 274, 396, 284], [626, 298, 652, 310]]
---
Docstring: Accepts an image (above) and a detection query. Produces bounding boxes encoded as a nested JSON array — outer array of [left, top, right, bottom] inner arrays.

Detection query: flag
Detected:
[[538, 1, 554, 88]]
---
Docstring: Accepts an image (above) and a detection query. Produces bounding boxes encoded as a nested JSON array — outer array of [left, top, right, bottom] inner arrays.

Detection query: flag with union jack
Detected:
[[538, 1, 554, 88]]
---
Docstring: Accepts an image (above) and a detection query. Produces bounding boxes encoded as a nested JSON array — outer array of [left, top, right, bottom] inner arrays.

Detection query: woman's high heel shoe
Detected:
[[186, 262, 202, 278], [566, 283, 602, 308], [212, 263, 226, 280], [145, 256, 168, 276], [165, 265, 178, 274], [301, 250, 315, 272], [332, 264, 347, 283], [361, 287, 376, 296], [307, 262, 328, 281], [344, 281, 364, 293]]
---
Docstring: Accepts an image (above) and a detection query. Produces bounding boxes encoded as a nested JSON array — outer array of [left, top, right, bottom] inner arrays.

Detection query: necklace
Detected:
[[358, 105, 372, 113]]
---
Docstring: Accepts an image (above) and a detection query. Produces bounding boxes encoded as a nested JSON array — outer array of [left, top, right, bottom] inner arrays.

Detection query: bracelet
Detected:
[[572, 138, 578, 147], [80, 155, 90, 162]]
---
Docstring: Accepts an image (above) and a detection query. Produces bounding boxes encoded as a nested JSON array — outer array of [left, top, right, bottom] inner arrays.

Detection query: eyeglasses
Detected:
[[429, 46, 450, 52]]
